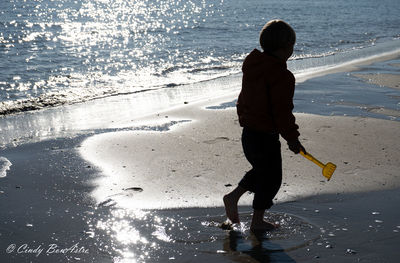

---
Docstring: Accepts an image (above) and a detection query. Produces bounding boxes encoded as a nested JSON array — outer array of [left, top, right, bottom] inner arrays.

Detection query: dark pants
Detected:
[[239, 127, 282, 210]]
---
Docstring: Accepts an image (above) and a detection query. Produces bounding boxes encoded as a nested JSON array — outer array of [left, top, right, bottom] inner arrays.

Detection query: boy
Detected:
[[223, 19, 305, 232]]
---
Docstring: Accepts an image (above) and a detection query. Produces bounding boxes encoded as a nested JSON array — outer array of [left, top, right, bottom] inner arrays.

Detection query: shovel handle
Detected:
[[300, 151, 325, 169]]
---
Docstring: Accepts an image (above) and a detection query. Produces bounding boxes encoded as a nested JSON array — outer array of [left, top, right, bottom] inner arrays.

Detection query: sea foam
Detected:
[[0, 157, 12, 178]]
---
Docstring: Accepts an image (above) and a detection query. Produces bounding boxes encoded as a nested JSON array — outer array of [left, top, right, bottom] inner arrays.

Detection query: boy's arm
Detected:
[[269, 72, 305, 153]]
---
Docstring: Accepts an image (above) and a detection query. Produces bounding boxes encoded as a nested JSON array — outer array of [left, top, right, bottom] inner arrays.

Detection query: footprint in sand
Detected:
[[203, 137, 230, 144], [97, 198, 117, 207], [316, 125, 332, 133], [98, 187, 144, 206], [123, 187, 143, 192], [120, 187, 144, 197]]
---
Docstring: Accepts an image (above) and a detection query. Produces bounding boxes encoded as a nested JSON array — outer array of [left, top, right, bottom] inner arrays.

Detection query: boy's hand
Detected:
[[288, 139, 306, 154]]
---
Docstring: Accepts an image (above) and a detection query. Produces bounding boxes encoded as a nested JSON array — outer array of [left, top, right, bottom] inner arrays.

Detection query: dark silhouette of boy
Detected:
[[224, 19, 305, 232]]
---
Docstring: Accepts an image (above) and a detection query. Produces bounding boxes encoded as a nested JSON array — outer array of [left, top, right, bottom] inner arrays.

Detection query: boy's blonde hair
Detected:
[[259, 19, 296, 52]]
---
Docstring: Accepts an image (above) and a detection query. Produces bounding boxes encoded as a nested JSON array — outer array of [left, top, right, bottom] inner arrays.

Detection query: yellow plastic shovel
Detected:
[[300, 151, 336, 181]]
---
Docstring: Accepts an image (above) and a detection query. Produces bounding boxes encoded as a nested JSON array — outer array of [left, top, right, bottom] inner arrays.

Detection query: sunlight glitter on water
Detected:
[[2, 0, 400, 116], [86, 205, 322, 262], [1, 0, 243, 114]]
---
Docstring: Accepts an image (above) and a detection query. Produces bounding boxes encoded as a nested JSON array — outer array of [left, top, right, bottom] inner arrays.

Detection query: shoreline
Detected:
[[1, 38, 400, 118], [1, 56, 400, 262], [294, 48, 400, 83], [1, 49, 399, 150]]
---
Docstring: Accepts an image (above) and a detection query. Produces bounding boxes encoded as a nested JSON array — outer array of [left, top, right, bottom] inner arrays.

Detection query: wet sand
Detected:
[[80, 102, 400, 210], [353, 72, 400, 90], [1, 57, 400, 262]]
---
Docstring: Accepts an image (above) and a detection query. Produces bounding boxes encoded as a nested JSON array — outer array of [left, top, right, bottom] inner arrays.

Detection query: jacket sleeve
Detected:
[[269, 71, 300, 142]]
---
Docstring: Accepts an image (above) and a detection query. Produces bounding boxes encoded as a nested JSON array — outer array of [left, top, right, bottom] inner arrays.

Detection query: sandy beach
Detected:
[[1, 56, 400, 262]]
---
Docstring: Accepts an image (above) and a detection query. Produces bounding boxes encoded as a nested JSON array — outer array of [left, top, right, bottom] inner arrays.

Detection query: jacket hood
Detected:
[[242, 49, 286, 74]]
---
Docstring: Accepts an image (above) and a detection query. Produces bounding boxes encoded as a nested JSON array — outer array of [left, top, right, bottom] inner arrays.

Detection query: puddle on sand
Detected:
[[87, 208, 321, 262], [191, 211, 322, 253]]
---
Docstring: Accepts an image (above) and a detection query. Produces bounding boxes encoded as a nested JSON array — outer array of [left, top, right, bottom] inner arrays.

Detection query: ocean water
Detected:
[[1, 0, 400, 115]]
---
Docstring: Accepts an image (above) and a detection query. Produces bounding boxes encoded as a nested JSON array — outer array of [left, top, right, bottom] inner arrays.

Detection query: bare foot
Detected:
[[250, 221, 279, 232], [223, 194, 240, 224], [220, 220, 233, 230]]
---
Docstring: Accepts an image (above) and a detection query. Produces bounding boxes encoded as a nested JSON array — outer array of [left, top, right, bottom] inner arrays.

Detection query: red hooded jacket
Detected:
[[237, 49, 300, 142]]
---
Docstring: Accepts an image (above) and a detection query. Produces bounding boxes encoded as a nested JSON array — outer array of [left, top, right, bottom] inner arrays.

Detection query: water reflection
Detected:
[[224, 230, 296, 263]]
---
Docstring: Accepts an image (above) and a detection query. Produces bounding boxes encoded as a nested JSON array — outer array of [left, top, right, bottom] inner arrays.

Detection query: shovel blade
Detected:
[[322, 162, 336, 181]]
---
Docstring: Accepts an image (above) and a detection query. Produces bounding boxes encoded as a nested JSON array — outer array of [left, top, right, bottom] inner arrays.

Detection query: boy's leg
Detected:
[[223, 128, 257, 223], [223, 186, 246, 223], [251, 209, 276, 231], [250, 145, 282, 231], [252, 159, 282, 210]]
